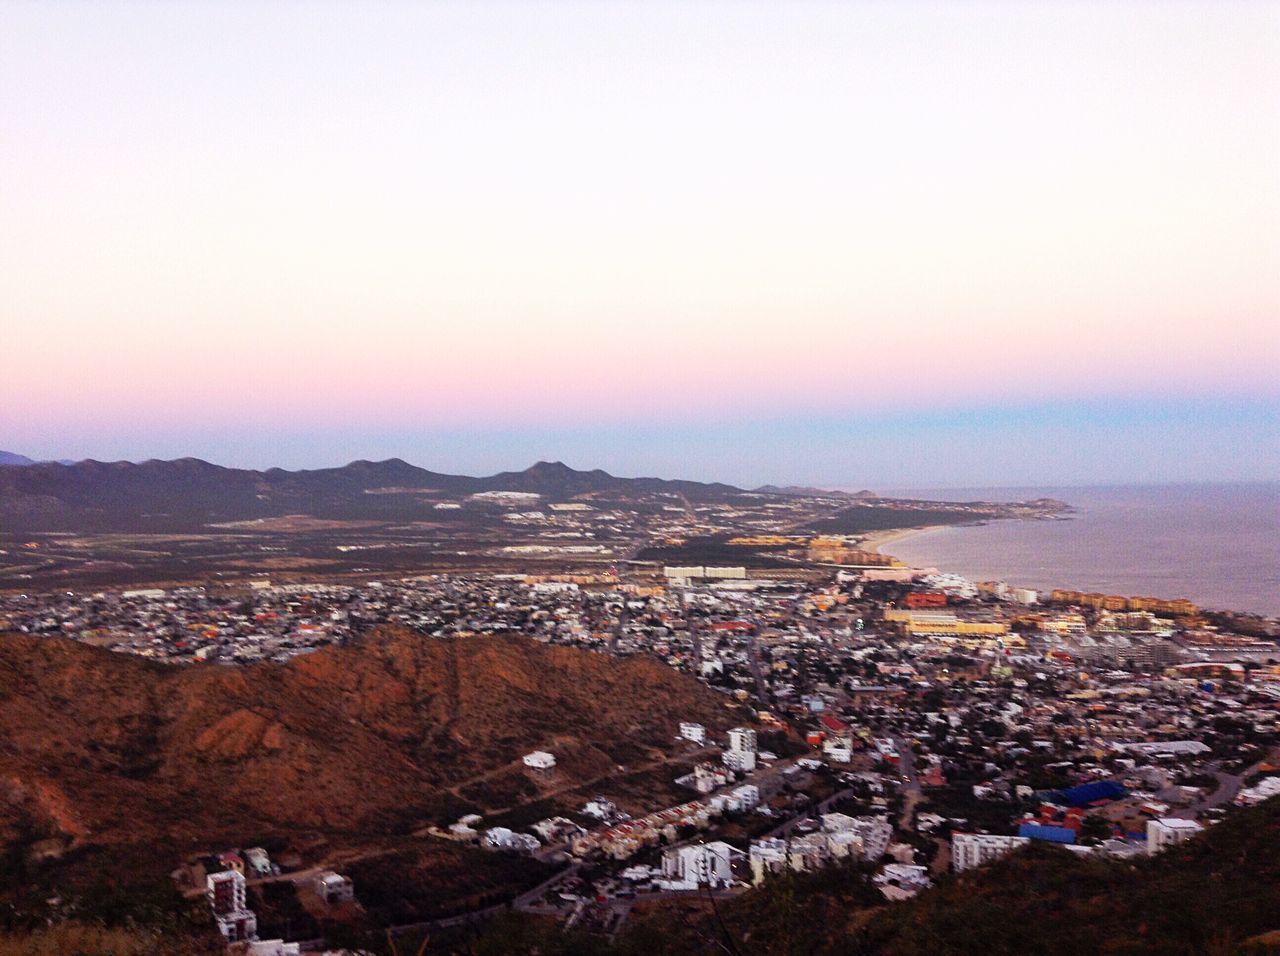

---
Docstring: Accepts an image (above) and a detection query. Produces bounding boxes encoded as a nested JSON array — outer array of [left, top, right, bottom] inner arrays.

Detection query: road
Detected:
[[893, 736, 922, 830], [1170, 753, 1275, 819], [746, 632, 771, 705], [383, 861, 584, 938]]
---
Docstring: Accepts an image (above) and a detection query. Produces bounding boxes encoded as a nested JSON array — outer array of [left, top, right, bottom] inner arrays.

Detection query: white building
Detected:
[[951, 833, 1030, 872], [749, 838, 789, 884], [246, 942, 302, 956], [523, 750, 556, 770], [677, 762, 733, 794], [1147, 818, 1203, 855], [680, 722, 707, 745], [823, 739, 853, 763], [314, 870, 355, 904], [1235, 775, 1280, 806], [660, 841, 739, 889], [722, 726, 758, 773], [582, 797, 620, 821], [243, 847, 272, 877], [483, 827, 541, 853], [206, 870, 257, 943], [823, 813, 893, 861], [710, 783, 761, 813], [875, 862, 932, 900]]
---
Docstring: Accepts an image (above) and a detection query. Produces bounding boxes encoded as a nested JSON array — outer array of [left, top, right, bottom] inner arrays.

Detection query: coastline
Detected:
[[857, 525, 946, 557]]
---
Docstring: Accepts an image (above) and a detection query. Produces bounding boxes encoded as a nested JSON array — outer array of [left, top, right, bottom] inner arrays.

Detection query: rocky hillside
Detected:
[[0, 628, 736, 851]]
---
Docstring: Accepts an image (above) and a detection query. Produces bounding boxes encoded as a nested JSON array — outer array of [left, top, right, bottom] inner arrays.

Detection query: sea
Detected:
[[875, 482, 1280, 618]]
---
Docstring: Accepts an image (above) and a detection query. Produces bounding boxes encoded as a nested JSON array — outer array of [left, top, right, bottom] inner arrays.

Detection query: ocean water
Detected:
[[878, 483, 1280, 617]]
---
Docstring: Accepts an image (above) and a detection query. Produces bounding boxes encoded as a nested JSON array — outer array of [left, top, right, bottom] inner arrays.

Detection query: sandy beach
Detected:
[[857, 525, 945, 557]]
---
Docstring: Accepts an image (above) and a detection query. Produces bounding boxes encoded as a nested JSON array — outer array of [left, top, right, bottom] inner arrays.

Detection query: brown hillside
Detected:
[[0, 629, 735, 850]]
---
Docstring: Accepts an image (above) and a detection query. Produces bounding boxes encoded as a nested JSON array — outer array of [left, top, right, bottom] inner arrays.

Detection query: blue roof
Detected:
[[1019, 823, 1077, 844], [1051, 780, 1126, 807]]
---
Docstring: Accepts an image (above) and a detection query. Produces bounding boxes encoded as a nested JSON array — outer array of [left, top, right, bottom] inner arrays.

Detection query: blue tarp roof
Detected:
[[1019, 823, 1078, 844], [1050, 780, 1126, 807]]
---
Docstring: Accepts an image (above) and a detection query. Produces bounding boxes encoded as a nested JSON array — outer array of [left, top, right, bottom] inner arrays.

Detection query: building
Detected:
[[904, 591, 947, 609], [207, 870, 257, 942], [951, 833, 1030, 872], [722, 726, 758, 773], [523, 750, 557, 770], [749, 838, 790, 884], [659, 841, 739, 889], [245, 942, 301, 956], [313, 870, 355, 904], [1235, 776, 1280, 806], [664, 566, 748, 585], [680, 722, 707, 744], [243, 847, 272, 877], [483, 827, 541, 852], [1147, 818, 1203, 855]]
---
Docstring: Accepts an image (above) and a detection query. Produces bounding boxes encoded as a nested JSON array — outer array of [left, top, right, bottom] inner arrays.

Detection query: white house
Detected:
[[246, 942, 302, 956], [1147, 818, 1203, 855], [243, 847, 272, 877], [483, 827, 541, 853], [875, 863, 932, 900], [582, 797, 620, 821], [523, 751, 556, 770], [314, 871, 355, 904]]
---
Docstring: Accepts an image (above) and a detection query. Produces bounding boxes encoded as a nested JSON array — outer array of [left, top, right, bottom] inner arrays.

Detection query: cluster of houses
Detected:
[[203, 847, 352, 948]]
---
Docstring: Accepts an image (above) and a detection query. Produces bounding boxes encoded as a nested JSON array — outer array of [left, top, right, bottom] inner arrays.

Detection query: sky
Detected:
[[1, 1, 1277, 487]]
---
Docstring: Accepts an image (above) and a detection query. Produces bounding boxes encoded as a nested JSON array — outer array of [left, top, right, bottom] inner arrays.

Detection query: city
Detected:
[[3, 532, 1277, 951]]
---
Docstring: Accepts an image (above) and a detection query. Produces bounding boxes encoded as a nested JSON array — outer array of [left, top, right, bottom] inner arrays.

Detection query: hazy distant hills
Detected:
[[0, 450, 77, 467], [0, 456, 748, 532]]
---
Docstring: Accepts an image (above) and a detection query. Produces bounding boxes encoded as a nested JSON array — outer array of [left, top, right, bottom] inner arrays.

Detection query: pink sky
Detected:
[[1, 1, 1277, 475]]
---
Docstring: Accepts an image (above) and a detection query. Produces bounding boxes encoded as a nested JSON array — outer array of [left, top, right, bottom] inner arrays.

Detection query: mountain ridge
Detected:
[[0, 456, 754, 532]]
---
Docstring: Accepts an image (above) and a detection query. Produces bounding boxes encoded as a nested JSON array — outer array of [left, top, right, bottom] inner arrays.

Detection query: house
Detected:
[[1147, 818, 1203, 854], [875, 863, 932, 900], [245, 942, 301, 956], [483, 827, 541, 853], [531, 816, 586, 843], [207, 870, 257, 943], [243, 847, 272, 877], [313, 870, 355, 904], [823, 739, 853, 763], [523, 751, 557, 770], [582, 797, 620, 821], [749, 838, 790, 883]]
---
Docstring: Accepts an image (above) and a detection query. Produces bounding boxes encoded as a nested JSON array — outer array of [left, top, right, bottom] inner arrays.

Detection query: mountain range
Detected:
[[0, 456, 748, 532]]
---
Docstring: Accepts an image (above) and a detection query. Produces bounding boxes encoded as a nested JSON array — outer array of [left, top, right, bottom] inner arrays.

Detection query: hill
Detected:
[[0, 451, 36, 466], [0, 628, 737, 855], [0, 457, 747, 531]]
